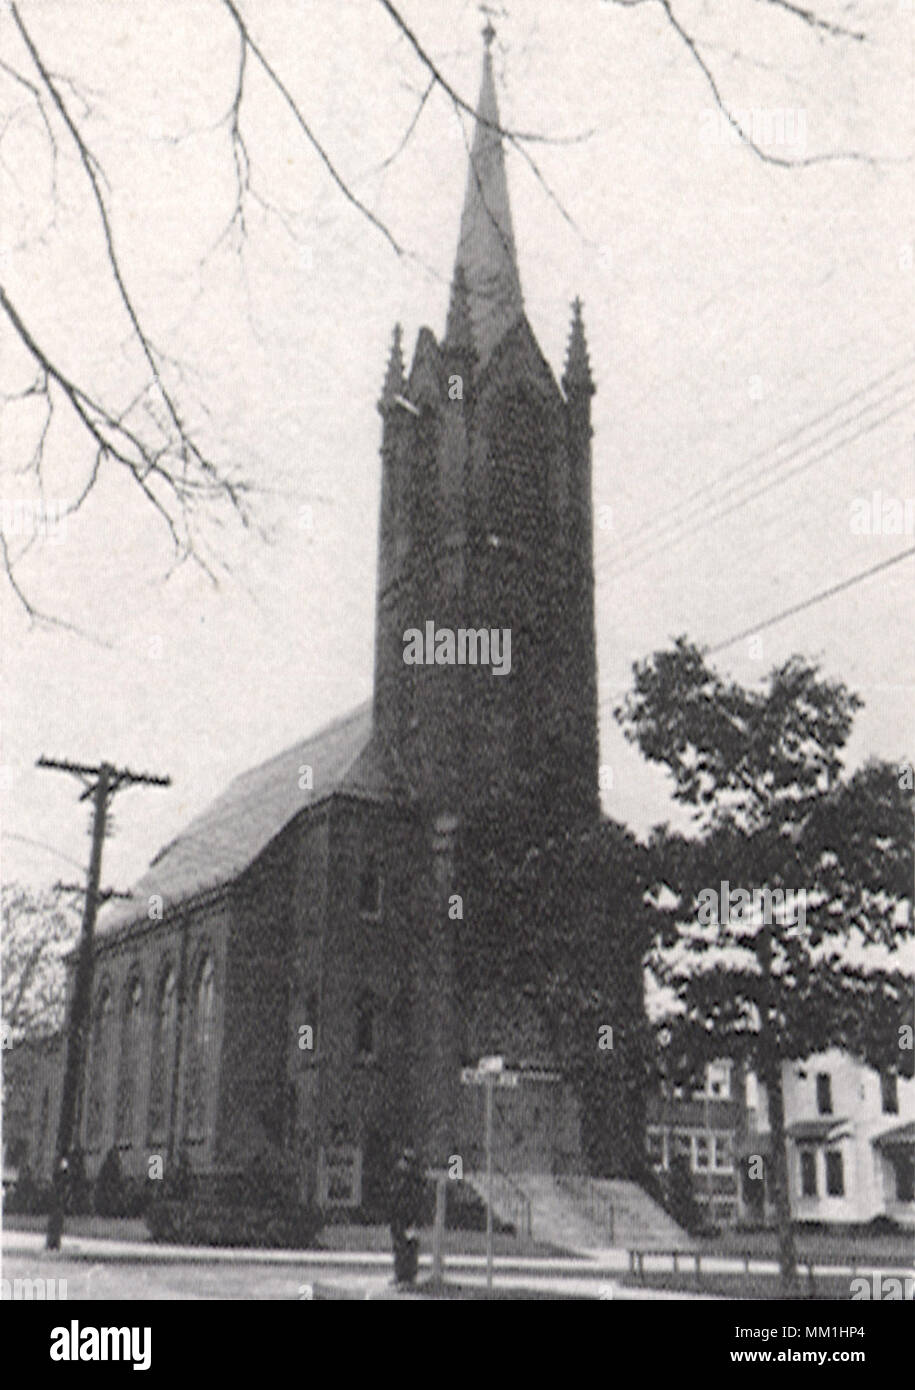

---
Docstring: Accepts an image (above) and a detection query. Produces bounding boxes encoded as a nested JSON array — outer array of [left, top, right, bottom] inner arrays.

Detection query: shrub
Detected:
[[93, 1147, 126, 1216], [4, 1165, 52, 1215], [145, 1198, 322, 1249]]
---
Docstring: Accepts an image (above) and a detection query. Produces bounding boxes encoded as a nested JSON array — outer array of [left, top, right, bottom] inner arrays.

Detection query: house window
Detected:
[[706, 1061, 732, 1100], [893, 1154, 914, 1204], [148, 965, 177, 1143], [714, 1134, 734, 1171], [880, 1072, 899, 1115], [672, 1130, 692, 1162], [713, 1199, 736, 1226], [186, 955, 216, 1138], [358, 858, 383, 918], [815, 1073, 832, 1116], [86, 985, 113, 1148], [116, 975, 144, 1146], [825, 1149, 844, 1197], [646, 1128, 666, 1169], [694, 1134, 711, 1170], [356, 991, 377, 1059], [800, 1149, 817, 1197]]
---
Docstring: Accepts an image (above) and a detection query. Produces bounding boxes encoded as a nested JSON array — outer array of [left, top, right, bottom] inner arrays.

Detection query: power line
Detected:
[[596, 545, 915, 713], [704, 545, 915, 657], [1, 831, 87, 872], [597, 394, 915, 585], [593, 357, 915, 575]]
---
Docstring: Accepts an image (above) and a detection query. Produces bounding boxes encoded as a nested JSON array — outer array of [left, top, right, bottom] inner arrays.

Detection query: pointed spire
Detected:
[[378, 323, 405, 414], [562, 298, 595, 397], [451, 30, 524, 367]]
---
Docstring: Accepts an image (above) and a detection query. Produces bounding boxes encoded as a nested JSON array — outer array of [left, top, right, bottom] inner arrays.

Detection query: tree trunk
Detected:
[[757, 920, 799, 1295], [764, 1053, 799, 1295]]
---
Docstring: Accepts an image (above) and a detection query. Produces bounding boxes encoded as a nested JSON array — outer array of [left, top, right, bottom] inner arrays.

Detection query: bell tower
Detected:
[[372, 28, 600, 835]]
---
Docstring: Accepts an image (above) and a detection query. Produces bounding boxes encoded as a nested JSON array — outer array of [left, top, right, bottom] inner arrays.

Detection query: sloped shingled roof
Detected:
[[98, 702, 409, 937]]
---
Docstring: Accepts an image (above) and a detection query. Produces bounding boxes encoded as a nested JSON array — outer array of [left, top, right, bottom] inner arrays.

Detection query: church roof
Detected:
[[97, 702, 408, 937], [449, 32, 524, 367]]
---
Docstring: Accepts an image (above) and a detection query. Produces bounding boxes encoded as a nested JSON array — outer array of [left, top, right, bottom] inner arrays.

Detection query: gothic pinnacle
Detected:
[[378, 322, 406, 414], [562, 297, 595, 398]]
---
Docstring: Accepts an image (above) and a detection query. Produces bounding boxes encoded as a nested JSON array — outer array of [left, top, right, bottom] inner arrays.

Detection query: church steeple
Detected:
[[450, 24, 524, 367]]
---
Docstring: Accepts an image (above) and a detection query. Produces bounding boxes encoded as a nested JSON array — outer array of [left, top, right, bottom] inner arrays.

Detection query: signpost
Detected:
[[460, 1054, 513, 1296]]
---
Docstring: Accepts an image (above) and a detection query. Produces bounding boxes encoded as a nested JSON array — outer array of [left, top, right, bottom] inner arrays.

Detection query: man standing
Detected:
[[389, 1148, 424, 1287]]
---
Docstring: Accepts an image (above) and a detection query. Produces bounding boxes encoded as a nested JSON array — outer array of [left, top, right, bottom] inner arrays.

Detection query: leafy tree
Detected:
[[459, 817, 658, 1178], [616, 638, 913, 1291], [1, 882, 79, 1044]]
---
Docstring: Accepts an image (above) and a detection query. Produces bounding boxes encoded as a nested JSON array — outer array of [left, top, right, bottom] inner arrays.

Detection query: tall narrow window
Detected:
[[86, 985, 113, 1148], [186, 955, 216, 1138], [880, 1071, 899, 1115], [825, 1149, 844, 1197], [800, 1149, 817, 1197], [894, 1154, 914, 1204], [148, 965, 177, 1143], [115, 975, 143, 1146], [815, 1073, 832, 1116]]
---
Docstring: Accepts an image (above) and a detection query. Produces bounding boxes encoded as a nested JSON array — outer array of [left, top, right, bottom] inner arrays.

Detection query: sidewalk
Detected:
[[7, 1227, 908, 1285]]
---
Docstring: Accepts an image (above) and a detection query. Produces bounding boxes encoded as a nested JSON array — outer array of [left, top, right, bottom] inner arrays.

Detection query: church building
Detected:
[[19, 31, 645, 1211]]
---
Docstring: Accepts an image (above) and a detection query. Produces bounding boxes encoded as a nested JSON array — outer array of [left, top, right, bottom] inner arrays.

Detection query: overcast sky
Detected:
[[1, 0, 912, 900]]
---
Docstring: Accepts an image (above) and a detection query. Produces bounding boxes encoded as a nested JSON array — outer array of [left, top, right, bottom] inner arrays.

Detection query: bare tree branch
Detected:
[[654, 0, 877, 168], [603, 0, 880, 167], [377, 0, 591, 236], [220, 0, 403, 255], [755, 0, 865, 42]]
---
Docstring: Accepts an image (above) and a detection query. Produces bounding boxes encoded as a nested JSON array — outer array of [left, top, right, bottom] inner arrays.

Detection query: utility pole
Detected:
[[38, 757, 170, 1251]]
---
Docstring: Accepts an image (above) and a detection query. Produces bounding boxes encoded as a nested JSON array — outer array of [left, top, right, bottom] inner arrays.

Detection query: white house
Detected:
[[744, 1049, 915, 1227]]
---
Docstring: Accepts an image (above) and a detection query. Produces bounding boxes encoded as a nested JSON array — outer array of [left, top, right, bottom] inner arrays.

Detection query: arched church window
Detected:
[[116, 973, 144, 1146], [358, 857, 383, 918], [86, 984, 113, 1149], [355, 990, 377, 1059], [148, 964, 177, 1143], [186, 954, 216, 1138]]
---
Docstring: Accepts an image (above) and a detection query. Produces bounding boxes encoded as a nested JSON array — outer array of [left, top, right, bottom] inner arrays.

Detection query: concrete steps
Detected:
[[465, 1171, 690, 1253]]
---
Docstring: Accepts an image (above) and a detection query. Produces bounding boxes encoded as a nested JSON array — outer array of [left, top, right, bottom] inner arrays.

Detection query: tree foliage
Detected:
[[1, 881, 79, 1044]]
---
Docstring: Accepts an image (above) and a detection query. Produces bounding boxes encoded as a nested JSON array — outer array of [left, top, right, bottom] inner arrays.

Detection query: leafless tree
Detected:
[[0, 0, 888, 625]]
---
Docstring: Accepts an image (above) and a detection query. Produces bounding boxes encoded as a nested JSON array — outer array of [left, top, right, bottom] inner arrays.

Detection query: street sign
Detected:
[[478, 1054, 504, 1074], [461, 1066, 518, 1087]]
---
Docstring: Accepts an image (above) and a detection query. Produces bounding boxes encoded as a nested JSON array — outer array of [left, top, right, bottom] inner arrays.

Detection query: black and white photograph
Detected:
[[1, 0, 912, 1348]]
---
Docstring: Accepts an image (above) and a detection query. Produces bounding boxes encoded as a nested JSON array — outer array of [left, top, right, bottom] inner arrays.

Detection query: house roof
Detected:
[[873, 1120, 915, 1149], [97, 702, 409, 938]]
